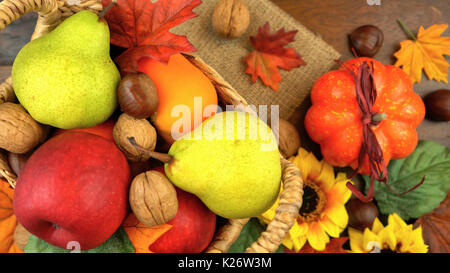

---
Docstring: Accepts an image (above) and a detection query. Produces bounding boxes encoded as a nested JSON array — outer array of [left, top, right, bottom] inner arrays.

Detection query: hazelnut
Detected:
[[129, 171, 178, 227], [113, 113, 157, 162], [277, 119, 301, 158], [212, 0, 250, 39]]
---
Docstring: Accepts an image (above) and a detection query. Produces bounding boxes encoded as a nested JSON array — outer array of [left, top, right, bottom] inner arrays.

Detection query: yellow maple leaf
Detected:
[[394, 23, 450, 84], [122, 213, 172, 253]]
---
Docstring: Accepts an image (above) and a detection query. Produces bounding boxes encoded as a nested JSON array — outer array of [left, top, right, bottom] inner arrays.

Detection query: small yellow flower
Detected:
[[259, 148, 352, 251], [348, 213, 428, 253]]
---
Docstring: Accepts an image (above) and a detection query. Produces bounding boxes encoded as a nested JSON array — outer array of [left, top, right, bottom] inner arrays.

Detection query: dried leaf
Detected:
[[102, 0, 201, 74], [394, 24, 450, 83], [415, 193, 450, 253], [0, 179, 23, 253], [243, 22, 306, 91], [285, 238, 349, 253], [122, 213, 172, 253]]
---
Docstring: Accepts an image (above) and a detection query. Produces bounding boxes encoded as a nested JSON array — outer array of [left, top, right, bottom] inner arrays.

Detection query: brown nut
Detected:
[[277, 119, 301, 158], [0, 103, 45, 154], [129, 171, 178, 227], [212, 0, 250, 39], [113, 113, 157, 162], [423, 89, 450, 121], [8, 152, 31, 176], [349, 25, 384, 57], [117, 73, 159, 119], [13, 223, 31, 251]]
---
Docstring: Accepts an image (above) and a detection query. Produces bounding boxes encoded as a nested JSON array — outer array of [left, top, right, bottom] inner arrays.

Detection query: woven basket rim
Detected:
[[0, 0, 304, 253]]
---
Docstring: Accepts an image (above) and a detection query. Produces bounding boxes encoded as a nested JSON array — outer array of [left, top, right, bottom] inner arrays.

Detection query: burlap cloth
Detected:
[[173, 0, 341, 120]]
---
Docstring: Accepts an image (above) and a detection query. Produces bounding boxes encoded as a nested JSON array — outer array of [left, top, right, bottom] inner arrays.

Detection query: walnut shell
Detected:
[[212, 0, 250, 39], [13, 223, 31, 250], [129, 171, 178, 227], [113, 113, 157, 162], [0, 103, 45, 154], [277, 119, 301, 158]]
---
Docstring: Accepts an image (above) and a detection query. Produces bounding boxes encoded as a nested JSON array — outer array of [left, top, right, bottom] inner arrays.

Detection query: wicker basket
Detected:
[[0, 0, 304, 253]]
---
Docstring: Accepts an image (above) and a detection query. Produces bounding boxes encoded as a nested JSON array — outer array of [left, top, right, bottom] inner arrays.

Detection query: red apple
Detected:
[[14, 131, 131, 250], [149, 166, 217, 253], [52, 119, 115, 141]]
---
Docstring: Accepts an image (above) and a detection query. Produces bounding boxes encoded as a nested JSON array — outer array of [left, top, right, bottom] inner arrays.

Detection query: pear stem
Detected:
[[127, 137, 173, 164], [98, 0, 117, 19]]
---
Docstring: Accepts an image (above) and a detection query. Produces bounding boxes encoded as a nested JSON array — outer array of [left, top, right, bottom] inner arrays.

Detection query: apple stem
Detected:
[[98, 0, 117, 19], [127, 137, 173, 164]]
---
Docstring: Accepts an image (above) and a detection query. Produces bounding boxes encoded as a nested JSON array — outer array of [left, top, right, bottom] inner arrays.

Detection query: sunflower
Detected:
[[348, 213, 428, 253], [259, 148, 352, 251]]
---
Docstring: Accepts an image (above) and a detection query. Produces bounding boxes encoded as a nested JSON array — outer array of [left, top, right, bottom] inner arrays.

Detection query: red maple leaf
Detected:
[[243, 22, 306, 91], [102, 0, 201, 75]]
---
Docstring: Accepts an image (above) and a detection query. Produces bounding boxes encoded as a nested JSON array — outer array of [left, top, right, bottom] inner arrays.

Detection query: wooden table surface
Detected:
[[0, 0, 449, 148]]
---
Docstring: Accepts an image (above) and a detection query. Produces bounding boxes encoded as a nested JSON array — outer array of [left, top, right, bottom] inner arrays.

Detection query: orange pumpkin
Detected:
[[305, 57, 425, 176]]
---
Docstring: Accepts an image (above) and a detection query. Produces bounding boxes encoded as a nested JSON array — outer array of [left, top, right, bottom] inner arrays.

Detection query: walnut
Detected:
[[0, 103, 45, 154], [212, 0, 250, 39], [277, 119, 301, 158], [129, 171, 178, 227], [113, 113, 157, 162]]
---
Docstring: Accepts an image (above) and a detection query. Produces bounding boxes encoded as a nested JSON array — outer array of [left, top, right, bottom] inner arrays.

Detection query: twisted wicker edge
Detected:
[[0, 0, 304, 253]]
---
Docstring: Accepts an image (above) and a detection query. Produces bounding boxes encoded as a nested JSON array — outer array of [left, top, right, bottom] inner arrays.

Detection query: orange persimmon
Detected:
[[138, 54, 218, 144]]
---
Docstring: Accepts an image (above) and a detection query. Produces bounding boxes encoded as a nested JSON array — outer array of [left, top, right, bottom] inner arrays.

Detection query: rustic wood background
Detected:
[[0, 0, 448, 150]]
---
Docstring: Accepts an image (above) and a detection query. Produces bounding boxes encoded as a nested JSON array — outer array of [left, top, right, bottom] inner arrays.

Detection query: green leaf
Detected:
[[25, 227, 135, 253], [363, 140, 450, 220], [227, 218, 285, 253], [228, 218, 264, 253]]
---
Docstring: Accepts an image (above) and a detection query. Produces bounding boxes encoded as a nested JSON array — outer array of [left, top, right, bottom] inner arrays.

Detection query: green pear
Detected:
[[12, 10, 120, 129], [165, 111, 282, 219]]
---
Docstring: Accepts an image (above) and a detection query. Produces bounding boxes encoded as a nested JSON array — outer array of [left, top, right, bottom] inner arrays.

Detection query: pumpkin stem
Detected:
[[372, 113, 386, 123]]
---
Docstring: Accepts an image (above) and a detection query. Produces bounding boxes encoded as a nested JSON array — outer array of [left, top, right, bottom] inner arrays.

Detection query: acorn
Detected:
[[349, 25, 384, 57], [117, 73, 159, 119], [423, 89, 450, 122]]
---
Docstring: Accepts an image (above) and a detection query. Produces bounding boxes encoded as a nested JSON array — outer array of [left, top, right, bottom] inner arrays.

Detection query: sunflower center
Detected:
[[298, 180, 327, 223]]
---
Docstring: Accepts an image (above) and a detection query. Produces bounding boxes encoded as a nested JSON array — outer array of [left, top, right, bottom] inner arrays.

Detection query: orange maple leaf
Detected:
[[243, 22, 306, 91], [0, 179, 24, 253], [122, 213, 172, 253], [394, 23, 450, 84]]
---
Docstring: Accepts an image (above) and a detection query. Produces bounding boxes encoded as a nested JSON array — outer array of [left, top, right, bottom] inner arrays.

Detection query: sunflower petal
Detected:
[[371, 218, 384, 234], [324, 204, 349, 229], [328, 180, 352, 205], [320, 215, 343, 238], [378, 226, 397, 251], [306, 222, 330, 251], [363, 229, 382, 252], [348, 227, 365, 253], [388, 213, 408, 231], [315, 161, 335, 190]]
